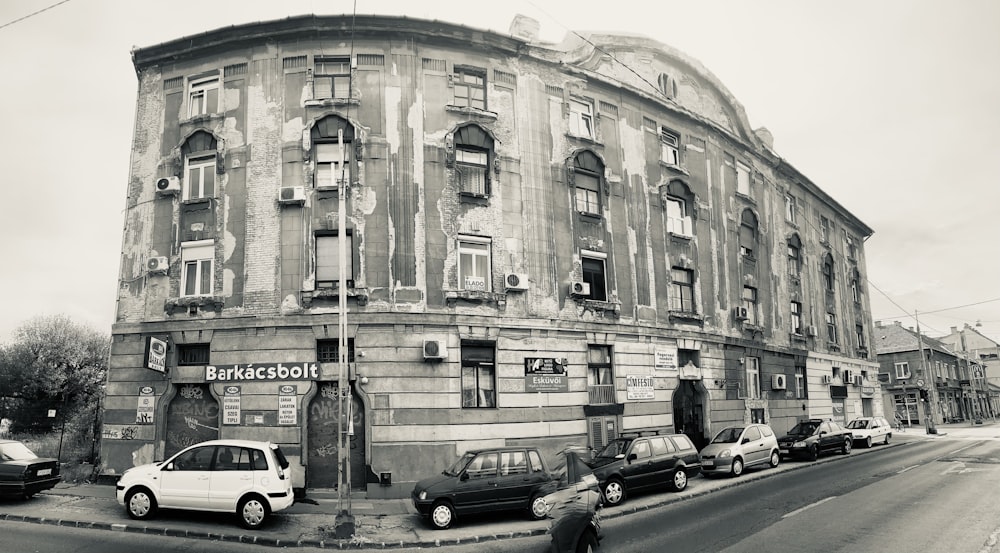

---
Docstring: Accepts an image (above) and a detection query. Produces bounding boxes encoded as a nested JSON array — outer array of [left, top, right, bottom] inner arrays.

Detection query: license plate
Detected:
[[701, 461, 713, 468], [779, 449, 789, 455], [37, 468, 52, 476]]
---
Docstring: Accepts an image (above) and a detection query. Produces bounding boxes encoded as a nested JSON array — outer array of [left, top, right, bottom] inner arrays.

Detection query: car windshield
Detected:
[[846, 419, 870, 429], [712, 427, 745, 444], [788, 422, 818, 436], [0, 442, 39, 461], [443, 452, 476, 476], [594, 439, 632, 458]]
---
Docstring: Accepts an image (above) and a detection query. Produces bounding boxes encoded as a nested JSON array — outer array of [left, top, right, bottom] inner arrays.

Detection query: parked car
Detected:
[[115, 439, 294, 529], [845, 416, 892, 447], [411, 446, 556, 530], [777, 419, 853, 461], [543, 447, 603, 553], [0, 440, 61, 499], [585, 434, 700, 507], [699, 424, 780, 477]]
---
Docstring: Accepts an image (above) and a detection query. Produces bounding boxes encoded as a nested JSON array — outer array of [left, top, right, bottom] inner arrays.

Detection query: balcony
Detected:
[[588, 384, 615, 405]]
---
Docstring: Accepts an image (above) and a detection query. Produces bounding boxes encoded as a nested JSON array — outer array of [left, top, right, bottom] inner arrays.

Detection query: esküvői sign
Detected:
[[205, 362, 319, 382]]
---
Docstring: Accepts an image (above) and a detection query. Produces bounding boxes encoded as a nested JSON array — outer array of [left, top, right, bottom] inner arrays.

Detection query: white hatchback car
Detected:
[[845, 417, 892, 448], [116, 439, 294, 529]]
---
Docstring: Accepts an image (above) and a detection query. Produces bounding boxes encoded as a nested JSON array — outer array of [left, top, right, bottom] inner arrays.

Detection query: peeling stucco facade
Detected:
[[103, 14, 880, 498]]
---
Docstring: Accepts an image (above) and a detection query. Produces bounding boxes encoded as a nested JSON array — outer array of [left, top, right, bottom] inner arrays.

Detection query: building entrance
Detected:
[[307, 382, 366, 490], [164, 384, 219, 458], [672, 380, 708, 449]]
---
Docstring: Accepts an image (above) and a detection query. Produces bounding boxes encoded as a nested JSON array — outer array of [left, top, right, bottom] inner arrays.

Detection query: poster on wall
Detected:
[[278, 385, 297, 425], [654, 347, 678, 371], [144, 336, 168, 374], [524, 357, 569, 392], [626, 375, 655, 400], [136, 386, 155, 424], [223, 385, 241, 425]]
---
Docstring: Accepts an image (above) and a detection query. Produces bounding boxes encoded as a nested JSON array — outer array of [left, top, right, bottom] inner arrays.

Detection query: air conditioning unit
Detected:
[[155, 176, 180, 195], [570, 281, 591, 297], [821, 375, 833, 384], [279, 186, 306, 204], [852, 374, 864, 386], [733, 306, 748, 320], [422, 340, 448, 360], [504, 273, 529, 291], [806, 325, 819, 337], [772, 374, 787, 390], [147, 256, 169, 274]]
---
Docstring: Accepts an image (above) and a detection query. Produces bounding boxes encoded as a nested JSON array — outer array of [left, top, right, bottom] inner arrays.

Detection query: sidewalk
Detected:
[[0, 429, 980, 549]]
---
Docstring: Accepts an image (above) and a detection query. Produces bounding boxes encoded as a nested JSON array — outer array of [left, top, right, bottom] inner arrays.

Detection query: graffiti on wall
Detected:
[[307, 383, 365, 488], [164, 384, 219, 457]]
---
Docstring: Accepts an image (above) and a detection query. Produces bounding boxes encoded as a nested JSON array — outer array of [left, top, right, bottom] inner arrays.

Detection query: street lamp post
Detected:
[[914, 311, 937, 434]]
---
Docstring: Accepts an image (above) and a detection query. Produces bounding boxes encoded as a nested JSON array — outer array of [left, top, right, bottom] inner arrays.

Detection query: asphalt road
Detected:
[[0, 522, 294, 553]]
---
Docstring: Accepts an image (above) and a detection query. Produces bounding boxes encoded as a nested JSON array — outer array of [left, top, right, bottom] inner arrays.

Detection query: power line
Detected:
[[0, 0, 73, 31]]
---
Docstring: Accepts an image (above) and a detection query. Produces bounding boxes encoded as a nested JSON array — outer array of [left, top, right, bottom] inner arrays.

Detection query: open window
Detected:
[[739, 209, 758, 259], [572, 150, 604, 217], [181, 131, 217, 201], [188, 74, 219, 117], [787, 234, 802, 277], [453, 124, 494, 197], [664, 180, 694, 236], [452, 66, 486, 110], [180, 240, 214, 297], [312, 115, 355, 189]]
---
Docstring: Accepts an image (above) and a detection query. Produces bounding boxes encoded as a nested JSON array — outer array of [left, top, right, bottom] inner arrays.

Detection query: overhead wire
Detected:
[[0, 0, 73, 31]]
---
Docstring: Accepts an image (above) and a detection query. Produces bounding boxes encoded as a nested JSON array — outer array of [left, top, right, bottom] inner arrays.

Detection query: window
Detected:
[[315, 143, 351, 189], [736, 161, 751, 196], [573, 151, 604, 216], [458, 236, 492, 292], [454, 125, 494, 196], [188, 75, 219, 117], [316, 233, 354, 288], [669, 268, 695, 312], [795, 367, 807, 398], [466, 452, 498, 478], [823, 255, 835, 292], [745, 356, 760, 399], [177, 344, 210, 366], [894, 362, 910, 379], [461, 343, 496, 408], [181, 240, 214, 296], [785, 194, 797, 223], [826, 312, 838, 344], [664, 180, 693, 236], [314, 56, 351, 100], [657, 73, 676, 98], [791, 301, 803, 335], [317, 338, 356, 363], [850, 270, 862, 303], [660, 128, 680, 166], [845, 234, 857, 259], [581, 251, 608, 302], [587, 345, 614, 405], [172, 446, 214, 471], [181, 131, 218, 201], [742, 286, 758, 325], [499, 451, 527, 476], [453, 67, 486, 110], [820, 216, 830, 243], [739, 210, 758, 259], [787, 235, 802, 277], [569, 99, 594, 139], [856, 325, 866, 349]]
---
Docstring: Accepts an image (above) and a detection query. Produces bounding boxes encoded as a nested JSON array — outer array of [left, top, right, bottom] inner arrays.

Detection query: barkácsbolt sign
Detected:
[[205, 362, 319, 382]]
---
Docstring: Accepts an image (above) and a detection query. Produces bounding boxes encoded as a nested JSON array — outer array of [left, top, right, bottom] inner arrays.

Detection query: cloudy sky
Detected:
[[1, 0, 998, 344]]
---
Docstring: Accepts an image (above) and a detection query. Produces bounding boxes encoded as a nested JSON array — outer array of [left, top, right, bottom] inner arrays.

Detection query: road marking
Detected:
[[897, 464, 920, 474], [782, 496, 837, 519]]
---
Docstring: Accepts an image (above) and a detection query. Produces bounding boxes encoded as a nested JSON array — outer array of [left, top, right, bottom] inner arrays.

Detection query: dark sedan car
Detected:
[[777, 419, 853, 461], [585, 434, 700, 506], [0, 440, 61, 499]]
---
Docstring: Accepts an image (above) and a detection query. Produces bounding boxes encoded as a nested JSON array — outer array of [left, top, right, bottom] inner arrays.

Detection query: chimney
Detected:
[[951, 326, 958, 333], [509, 14, 540, 42]]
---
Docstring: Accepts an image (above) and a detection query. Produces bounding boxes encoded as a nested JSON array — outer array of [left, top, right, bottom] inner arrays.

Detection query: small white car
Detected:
[[116, 439, 294, 529], [699, 424, 780, 477], [845, 417, 892, 448]]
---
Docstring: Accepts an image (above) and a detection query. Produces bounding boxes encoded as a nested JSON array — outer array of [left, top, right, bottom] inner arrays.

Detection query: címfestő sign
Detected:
[[626, 375, 655, 400]]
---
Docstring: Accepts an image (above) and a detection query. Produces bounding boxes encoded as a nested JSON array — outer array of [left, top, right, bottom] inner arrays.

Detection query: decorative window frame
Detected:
[[445, 123, 501, 200]]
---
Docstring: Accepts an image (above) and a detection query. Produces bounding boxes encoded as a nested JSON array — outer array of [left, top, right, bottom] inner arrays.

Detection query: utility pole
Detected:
[[334, 129, 355, 538], [914, 311, 937, 434]]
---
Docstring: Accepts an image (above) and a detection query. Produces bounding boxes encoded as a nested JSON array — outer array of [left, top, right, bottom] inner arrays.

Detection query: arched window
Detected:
[[822, 253, 835, 292], [573, 151, 604, 216], [454, 124, 494, 196], [181, 131, 217, 201], [312, 115, 355, 189], [850, 268, 862, 302], [665, 180, 694, 237], [787, 234, 802, 276], [739, 209, 758, 258]]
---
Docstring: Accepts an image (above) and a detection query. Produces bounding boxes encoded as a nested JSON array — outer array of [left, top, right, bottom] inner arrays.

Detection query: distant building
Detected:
[[102, 14, 877, 498]]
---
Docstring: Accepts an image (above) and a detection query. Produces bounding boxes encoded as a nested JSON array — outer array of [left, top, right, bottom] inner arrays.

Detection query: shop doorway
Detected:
[[307, 382, 366, 490], [164, 384, 219, 458], [672, 380, 709, 449]]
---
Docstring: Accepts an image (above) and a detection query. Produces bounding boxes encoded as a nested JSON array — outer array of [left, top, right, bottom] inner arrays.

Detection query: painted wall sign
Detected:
[[136, 386, 155, 424], [626, 375, 655, 400], [524, 357, 569, 392], [223, 385, 241, 425], [205, 362, 319, 382], [278, 385, 298, 425], [144, 336, 168, 374], [654, 347, 679, 371]]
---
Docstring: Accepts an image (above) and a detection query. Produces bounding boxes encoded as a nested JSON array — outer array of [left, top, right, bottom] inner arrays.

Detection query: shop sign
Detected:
[[626, 374, 655, 400], [654, 347, 678, 371], [144, 336, 168, 374], [861, 386, 876, 398], [205, 362, 319, 382], [524, 357, 569, 392], [136, 386, 155, 424], [278, 385, 297, 425], [223, 385, 241, 425]]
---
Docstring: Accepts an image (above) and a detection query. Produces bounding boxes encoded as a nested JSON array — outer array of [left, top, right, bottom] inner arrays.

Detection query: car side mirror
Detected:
[[626, 453, 638, 463], [165, 462, 175, 471], [819, 431, 827, 436], [460, 472, 470, 481], [614, 453, 626, 460], [741, 438, 750, 444]]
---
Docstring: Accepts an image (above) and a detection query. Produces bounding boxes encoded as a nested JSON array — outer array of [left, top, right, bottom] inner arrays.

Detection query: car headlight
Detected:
[[418, 491, 427, 501], [793, 441, 806, 448], [718, 449, 732, 458]]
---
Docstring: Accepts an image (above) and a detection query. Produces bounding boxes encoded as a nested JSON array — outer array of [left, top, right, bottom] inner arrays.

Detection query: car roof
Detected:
[[464, 446, 541, 455], [181, 439, 277, 448]]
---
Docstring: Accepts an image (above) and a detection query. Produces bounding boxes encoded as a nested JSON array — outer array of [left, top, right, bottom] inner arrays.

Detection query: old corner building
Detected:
[[101, 14, 880, 498]]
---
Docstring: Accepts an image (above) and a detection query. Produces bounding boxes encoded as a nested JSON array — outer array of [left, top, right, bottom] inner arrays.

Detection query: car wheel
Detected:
[[885, 433, 891, 445], [125, 488, 157, 521], [769, 450, 780, 468], [670, 467, 688, 491], [865, 437, 872, 448], [808, 445, 819, 461], [576, 528, 600, 553], [842, 439, 852, 455], [529, 493, 548, 520], [602, 479, 626, 506], [731, 457, 744, 477], [430, 500, 455, 530], [238, 495, 269, 530]]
